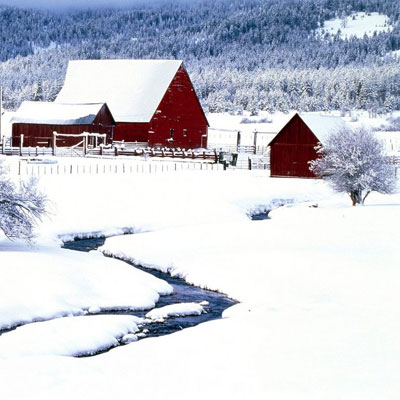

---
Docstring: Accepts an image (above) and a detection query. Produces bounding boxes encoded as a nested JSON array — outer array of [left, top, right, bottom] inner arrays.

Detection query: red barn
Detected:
[[269, 113, 345, 178], [12, 102, 115, 147], [55, 59, 209, 149]]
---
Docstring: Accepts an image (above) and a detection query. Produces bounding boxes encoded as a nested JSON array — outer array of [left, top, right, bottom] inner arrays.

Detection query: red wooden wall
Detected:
[[269, 114, 319, 178], [113, 65, 208, 149], [114, 122, 150, 143], [12, 104, 115, 147]]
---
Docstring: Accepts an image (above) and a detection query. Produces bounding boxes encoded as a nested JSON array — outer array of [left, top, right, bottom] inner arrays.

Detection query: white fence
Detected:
[[6, 160, 224, 176]]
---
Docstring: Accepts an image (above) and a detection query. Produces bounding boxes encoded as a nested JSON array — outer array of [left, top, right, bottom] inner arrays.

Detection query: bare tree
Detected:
[[309, 127, 397, 206], [0, 162, 47, 241]]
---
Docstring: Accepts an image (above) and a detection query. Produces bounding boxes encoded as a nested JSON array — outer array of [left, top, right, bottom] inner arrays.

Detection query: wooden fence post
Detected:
[[83, 136, 88, 156], [52, 132, 57, 156], [19, 134, 24, 156]]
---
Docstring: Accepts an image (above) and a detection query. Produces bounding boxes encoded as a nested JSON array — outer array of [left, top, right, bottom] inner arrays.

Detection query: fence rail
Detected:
[[1, 146, 53, 157], [208, 143, 269, 155], [6, 160, 224, 176], [0, 144, 219, 162], [88, 147, 218, 161], [232, 158, 269, 170]]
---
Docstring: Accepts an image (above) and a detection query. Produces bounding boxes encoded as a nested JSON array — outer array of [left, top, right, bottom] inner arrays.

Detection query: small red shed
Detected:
[[269, 113, 345, 178], [12, 102, 115, 147], [55, 59, 209, 149]]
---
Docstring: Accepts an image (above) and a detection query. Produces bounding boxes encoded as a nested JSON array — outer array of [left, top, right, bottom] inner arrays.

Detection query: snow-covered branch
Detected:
[[0, 168, 47, 242], [309, 127, 397, 205]]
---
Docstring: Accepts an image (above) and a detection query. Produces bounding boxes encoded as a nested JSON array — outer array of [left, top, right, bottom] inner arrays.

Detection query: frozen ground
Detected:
[[0, 157, 399, 399]]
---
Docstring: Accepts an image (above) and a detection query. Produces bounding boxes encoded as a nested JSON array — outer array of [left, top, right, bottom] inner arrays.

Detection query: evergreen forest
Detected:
[[1, 0, 400, 114]]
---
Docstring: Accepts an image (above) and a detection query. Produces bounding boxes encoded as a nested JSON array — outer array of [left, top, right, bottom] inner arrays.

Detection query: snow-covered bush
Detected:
[[309, 127, 397, 206], [0, 163, 47, 241]]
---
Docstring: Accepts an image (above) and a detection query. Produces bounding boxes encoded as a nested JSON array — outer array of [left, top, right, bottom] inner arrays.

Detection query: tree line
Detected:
[[0, 0, 400, 114]]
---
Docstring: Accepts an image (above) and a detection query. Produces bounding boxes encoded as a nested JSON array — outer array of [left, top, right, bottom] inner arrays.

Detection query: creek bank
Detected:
[[63, 237, 237, 354]]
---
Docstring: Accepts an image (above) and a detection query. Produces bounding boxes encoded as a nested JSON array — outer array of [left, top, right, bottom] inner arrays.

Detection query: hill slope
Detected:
[[1, 0, 400, 113]]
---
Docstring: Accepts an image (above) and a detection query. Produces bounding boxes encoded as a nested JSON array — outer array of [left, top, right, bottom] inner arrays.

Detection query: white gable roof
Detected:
[[300, 113, 347, 144], [11, 102, 106, 125], [55, 59, 183, 123]]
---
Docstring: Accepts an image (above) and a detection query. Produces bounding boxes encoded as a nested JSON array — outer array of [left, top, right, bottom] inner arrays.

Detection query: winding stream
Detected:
[[63, 237, 237, 352]]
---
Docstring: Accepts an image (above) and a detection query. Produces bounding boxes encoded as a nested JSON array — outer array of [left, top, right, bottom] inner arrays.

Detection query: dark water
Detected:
[[250, 211, 270, 220], [63, 237, 237, 354]]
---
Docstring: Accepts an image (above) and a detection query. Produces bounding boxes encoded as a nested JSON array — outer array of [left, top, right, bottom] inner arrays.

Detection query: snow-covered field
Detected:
[[317, 12, 392, 39], [0, 138, 400, 398]]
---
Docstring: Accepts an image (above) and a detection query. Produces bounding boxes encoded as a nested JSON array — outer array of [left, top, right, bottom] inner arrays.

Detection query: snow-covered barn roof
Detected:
[[12, 102, 107, 125], [268, 112, 348, 148], [55, 59, 183, 123], [299, 113, 346, 144]]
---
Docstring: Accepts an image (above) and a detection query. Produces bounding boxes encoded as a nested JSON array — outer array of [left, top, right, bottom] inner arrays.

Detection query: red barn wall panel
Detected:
[[12, 104, 114, 147], [148, 66, 208, 149], [92, 104, 115, 129], [114, 122, 150, 142]]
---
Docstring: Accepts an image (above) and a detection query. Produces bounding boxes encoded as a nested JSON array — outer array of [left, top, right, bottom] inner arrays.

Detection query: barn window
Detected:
[[183, 129, 187, 137], [170, 129, 174, 139]]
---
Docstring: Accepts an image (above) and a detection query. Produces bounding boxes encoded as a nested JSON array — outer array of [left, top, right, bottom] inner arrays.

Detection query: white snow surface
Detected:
[[300, 113, 347, 144], [55, 59, 182, 122], [0, 315, 141, 358], [0, 244, 172, 330], [11, 102, 107, 125], [145, 303, 204, 320], [318, 12, 392, 39], [0, 137, 400, 399]]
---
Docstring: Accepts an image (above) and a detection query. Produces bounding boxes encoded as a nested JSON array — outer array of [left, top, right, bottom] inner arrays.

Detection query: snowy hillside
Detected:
[[318, 12, 392, 39], [1, 0, 400, 113]]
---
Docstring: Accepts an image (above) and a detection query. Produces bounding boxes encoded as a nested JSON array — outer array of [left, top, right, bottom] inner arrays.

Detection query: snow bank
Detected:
[[100, 196, 400, 306], [0, 315, 141, 358], [6, 169, 327, 246], [0, 243, 172, 330], [145, 303, 204, 320], [0, 154, 399, 399]]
